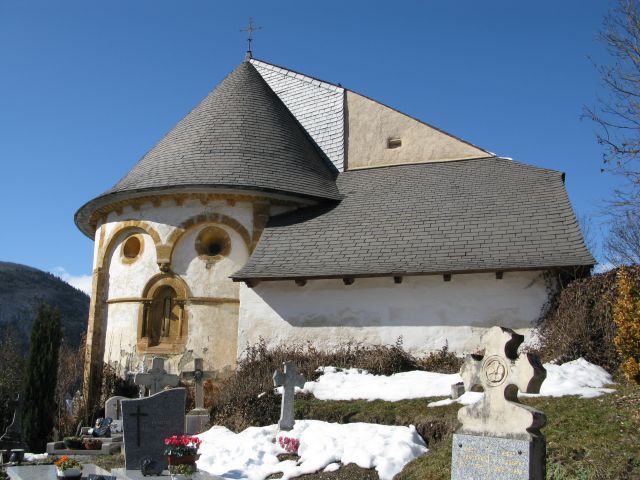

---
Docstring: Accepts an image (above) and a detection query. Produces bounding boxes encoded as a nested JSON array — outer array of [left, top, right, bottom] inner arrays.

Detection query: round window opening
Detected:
[[195, 226, 231, 259], [122, 235, 143, 261]]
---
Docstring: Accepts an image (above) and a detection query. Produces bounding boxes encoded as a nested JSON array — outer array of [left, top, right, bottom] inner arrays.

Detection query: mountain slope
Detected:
[[0, 261, 90, 351]]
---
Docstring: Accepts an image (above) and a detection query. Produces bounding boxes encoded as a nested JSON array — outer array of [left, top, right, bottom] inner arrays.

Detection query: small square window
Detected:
[[387, 138, 402, 149]]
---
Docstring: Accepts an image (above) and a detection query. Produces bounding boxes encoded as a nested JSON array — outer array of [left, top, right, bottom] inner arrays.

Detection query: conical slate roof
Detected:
[[75, 61, 341, 235]]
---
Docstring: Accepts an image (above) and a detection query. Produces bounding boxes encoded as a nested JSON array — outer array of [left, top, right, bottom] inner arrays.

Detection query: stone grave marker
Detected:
[[105, 395, 127, 433], [134, 357, 179, 396], [182, 358, 214, 434], [451, 326, 547, 480], [273, 361, 305, 431], [121, 388, 186, 471]]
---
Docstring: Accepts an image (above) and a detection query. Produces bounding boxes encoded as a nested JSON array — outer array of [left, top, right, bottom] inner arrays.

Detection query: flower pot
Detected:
[[56, 467, 82, 479], [171, 474, 193, 480], [167, 454, 199, 466], [83, 439, 102, 450]]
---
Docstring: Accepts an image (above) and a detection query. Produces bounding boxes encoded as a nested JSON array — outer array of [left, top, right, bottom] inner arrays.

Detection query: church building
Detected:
[[75, 56, 594, 399]]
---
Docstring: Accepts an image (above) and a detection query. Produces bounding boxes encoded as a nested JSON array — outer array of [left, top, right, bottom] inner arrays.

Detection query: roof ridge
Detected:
[[252, 57, 493, 158], [250, 58, 345, 92], [339, 156, 563, 177]]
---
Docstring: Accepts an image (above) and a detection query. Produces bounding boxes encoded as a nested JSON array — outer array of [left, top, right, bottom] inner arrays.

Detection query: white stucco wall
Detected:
[[99, 196, 256, 375], [238, 271, 550, 356]]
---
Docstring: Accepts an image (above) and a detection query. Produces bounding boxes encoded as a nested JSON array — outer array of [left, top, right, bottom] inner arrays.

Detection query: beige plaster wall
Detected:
[[238, 271, 550, 357], [346, 91, 489, 169], [99, 198, 254, 376]]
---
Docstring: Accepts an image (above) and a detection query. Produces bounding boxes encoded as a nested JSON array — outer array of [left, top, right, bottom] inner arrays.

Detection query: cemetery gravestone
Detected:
[[121, 388, 186, 471], [134, 357, 179, 397], [182, 358, 214, 434], [105, 396, 127, 433], [273, 361, 305, 431], [451, 326, 547, 480]]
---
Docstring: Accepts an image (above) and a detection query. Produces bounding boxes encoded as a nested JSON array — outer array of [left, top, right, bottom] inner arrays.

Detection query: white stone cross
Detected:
[[182, 358, 214, 411], [458, 326, 547, 440], [134, 357, 179, 397], [273, 361, 305, 431]]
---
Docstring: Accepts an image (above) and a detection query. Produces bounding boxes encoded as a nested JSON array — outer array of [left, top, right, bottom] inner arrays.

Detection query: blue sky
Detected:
[[0, 1, 619, 292]]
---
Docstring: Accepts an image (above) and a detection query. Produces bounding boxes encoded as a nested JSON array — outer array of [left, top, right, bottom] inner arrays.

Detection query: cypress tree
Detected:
[[22, 304, 61, 452]]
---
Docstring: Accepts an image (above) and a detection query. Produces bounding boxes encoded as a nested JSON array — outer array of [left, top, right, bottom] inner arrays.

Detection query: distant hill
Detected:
[[0, 261, 90, 352]]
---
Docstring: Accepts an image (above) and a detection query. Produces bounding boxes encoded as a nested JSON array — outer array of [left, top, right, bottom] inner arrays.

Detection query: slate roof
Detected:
[[250, 59, 346, 171], [232, 157, 595, 280], [75, 61, 341, 235]]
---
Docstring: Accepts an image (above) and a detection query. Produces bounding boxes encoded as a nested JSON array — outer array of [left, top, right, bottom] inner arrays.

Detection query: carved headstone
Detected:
[[121, 388, 186, 470], [134, 357, 179, 396], [105, 396, 127, 433], [273, 361, 305, 431], [451, 326, 547, 480], [182, 358, 214, 434]]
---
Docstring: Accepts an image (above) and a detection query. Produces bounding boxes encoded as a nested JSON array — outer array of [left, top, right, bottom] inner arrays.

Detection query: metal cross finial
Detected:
[[240, 17, 262, 59]]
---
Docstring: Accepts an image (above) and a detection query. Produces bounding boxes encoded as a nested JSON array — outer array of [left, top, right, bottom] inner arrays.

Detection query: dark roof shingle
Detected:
[[75, 61, 340, 235], [233, 157, 595, 280]]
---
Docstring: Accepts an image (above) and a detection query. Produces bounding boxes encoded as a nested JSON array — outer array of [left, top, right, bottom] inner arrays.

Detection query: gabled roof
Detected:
[[233, 157, 595, 280], [75, 61, 341, 236]]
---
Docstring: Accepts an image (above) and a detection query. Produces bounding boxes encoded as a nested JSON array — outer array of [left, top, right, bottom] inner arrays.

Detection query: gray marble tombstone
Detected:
[[273, 361, 305, 431], [121, 388, 186, 470], [105, 395, 127, 433], [451, 326, 547, 480]]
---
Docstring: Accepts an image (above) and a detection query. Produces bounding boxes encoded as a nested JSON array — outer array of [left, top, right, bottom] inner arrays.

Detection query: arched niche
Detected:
[[137, 273, 190, 354]]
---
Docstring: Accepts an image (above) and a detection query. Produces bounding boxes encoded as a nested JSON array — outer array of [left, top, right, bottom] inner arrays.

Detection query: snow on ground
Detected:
[[196, 420, 426, 480], [430, 358, 616, 407], [300, 358, 615, 405], [303, 367, 459, 401]]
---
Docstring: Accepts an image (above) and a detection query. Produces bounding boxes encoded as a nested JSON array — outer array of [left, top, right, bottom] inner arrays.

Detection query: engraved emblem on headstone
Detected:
[[451, 326, 548, 480], [134, 357, 179, 397], [273, 361, 305, 431]]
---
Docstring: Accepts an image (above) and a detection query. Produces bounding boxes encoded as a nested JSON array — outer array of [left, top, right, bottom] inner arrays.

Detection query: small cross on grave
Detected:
[[129, 405, 148, 447], [273, 361, 305, 431], [134, 357, 179, 397], [182, 358, 214, 411], [451, 326, 548, 480]]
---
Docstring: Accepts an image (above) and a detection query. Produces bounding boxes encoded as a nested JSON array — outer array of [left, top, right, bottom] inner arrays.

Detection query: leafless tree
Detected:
[[584, 0, 640, 210], [606, 209, 640, 264]]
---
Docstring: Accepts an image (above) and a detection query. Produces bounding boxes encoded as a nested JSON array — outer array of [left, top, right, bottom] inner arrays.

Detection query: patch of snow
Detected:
[[196, 420, 426, 480], [427, 357, 615, 407], [303, 368, 460, 401], [525, 358, 615, 399], [24, 453, 48, 462], [323, 463, 340, 472], [300, 359, 614, 405]]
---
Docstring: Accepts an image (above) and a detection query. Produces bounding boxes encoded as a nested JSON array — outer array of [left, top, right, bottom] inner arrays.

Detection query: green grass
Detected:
[[293, 382, 640, 480]]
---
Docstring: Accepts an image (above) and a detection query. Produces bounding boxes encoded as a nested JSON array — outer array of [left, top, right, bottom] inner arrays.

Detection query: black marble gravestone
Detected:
[[121, 388, 185, 470]]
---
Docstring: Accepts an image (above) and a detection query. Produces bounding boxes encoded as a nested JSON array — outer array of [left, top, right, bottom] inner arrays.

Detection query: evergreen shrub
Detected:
[[22, 304, 61, 453]]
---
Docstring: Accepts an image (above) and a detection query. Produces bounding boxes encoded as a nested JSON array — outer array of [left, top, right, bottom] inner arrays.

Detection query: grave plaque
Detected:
[[121, 388, 186, 470], [451, 326, 547, 480]]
